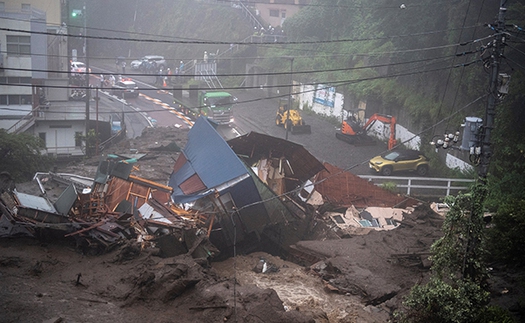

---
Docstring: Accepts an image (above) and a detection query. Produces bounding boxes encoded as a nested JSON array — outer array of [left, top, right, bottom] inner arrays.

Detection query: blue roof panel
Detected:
[[169, 117, 249, 203]]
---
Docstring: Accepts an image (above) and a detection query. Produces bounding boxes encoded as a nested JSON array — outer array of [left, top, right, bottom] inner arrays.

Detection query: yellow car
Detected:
[[369, 149, 430, 176]]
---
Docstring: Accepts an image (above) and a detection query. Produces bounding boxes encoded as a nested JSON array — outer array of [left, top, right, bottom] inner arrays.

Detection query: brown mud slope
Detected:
[[0, 204, 440, 323], [0, 238, 316, 323]]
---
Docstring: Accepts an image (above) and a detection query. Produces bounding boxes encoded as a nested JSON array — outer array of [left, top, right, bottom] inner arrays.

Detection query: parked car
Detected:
[[369, 149, 430, 176], [130, 55, 167, 71], [111, 79, 139, 98]]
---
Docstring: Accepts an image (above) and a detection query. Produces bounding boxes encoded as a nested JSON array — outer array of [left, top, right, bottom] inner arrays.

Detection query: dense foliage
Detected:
[[397, 184, 490, 322], [280, 0, 499, 130], [0, 130, 54, 182], [484, 69, 525, 267], [86, 0, 253, 68]]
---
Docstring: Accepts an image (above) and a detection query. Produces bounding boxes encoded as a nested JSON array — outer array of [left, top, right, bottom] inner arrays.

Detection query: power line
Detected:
[[0, 60, 479, 115], [220, 0, 464, 10], [1, 59, 476, 93], [0, 53, 462, 79], [0, 25, 492, 47]]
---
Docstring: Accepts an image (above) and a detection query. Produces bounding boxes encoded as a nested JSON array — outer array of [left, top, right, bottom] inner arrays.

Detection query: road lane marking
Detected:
[[141, 93, 194, 127]]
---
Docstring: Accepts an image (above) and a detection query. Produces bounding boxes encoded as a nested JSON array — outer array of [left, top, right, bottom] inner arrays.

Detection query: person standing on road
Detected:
[[174, 67, 180, 83], [166, 68, 172, 85], [122, 61, 126, 75], [155, 68, 163, 86]]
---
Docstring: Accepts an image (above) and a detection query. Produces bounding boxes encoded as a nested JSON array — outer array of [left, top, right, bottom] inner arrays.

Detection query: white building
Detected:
[[0, 1, 97, 157]]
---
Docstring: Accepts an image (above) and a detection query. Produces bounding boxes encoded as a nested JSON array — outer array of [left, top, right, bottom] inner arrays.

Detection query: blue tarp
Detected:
[[169, 117, 250, 203]]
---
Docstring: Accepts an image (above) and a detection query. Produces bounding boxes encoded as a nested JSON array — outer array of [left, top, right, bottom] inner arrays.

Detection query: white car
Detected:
[[130, 55, 166, 70], [111, 79, 139, 98], [70, 61, 90, 73]]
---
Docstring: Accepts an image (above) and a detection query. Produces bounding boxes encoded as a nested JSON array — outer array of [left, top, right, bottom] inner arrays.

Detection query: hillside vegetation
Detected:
[[88, 0, 253, 67]]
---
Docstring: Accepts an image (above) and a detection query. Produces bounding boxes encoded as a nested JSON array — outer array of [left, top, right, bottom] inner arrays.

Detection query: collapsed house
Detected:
[[0, 157, 217, 259], [168, 117, 326, 257], [1, 117, 422, 263]]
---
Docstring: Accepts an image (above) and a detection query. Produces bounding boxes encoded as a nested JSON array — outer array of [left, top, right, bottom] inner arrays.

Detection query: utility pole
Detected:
[[285, 57, 294, 140], [478, 0, 507, 179], [83, 1, 91, 142], [461, 0, 508, 281]]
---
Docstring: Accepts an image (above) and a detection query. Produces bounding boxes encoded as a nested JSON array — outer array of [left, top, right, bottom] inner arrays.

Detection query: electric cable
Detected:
[[0, 53, 461, 79], [432, 0, 485, 143], [0, 59, 480, 115], [0, 25, 494, 47]]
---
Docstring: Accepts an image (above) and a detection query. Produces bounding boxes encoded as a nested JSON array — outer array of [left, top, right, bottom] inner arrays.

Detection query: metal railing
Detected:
[[238, 1, 264, 32], [6, 106, 42, 134], [358, 175, 476, 197]]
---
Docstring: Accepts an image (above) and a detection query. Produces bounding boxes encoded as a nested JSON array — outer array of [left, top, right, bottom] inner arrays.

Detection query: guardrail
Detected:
[[358, 175, 476, 196]]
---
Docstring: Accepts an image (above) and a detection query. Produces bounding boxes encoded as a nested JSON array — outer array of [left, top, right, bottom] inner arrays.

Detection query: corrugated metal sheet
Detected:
[[183, 117, 248, 188], [138, 203, 172, 224], [14, 191, 57, 213], [54, 184, 77, 215], [169, 117, 249, 203]]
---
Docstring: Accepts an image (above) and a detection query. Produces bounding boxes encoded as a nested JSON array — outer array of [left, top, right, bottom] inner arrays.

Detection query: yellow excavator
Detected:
[[275, 99, 311, 134]]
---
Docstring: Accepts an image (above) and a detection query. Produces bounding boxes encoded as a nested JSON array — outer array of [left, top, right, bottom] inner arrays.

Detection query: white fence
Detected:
[[358, 175, 476, 197]]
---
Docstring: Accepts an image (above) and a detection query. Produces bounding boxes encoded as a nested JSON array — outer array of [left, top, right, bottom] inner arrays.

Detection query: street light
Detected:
[[71, 9, 82, 18]]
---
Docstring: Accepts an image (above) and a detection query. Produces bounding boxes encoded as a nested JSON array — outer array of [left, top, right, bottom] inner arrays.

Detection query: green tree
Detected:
[[75, 129, 98, 157], [0, 130, 54, 182], [484, 68, 525, 268], [397, 183, 491, 322]]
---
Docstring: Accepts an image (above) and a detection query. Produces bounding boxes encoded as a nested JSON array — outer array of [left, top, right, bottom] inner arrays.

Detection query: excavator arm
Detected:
[[363, 113, 397, 150], [337, 111, 397, 149]]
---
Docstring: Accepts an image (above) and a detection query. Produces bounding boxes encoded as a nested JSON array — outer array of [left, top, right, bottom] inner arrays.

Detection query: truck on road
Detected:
[[173, 86, 236, 125]]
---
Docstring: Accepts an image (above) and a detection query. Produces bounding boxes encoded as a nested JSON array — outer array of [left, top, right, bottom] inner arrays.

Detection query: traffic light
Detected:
[[71, 9, 82, 18]]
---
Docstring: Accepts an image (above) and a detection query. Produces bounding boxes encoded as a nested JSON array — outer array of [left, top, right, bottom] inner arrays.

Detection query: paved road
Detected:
[[88, 65, 468, 197], [230, 89, 388, 175], [91, 64, 388, 175]]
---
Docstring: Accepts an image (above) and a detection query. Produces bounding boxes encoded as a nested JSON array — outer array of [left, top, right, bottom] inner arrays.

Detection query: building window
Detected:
[[0, 95, 32, 105], [21, 3, 31, 12], [0, 2, 5, 11], [9, 96, 20, 105], [39, 132, 46, 146], [20, 95, 29, 104], [75, 132, 83, 147], [269, 9, 279, 17], [281, 11, 286, 18], [0, 77, 32, 84], [6, 35, 31, 55]]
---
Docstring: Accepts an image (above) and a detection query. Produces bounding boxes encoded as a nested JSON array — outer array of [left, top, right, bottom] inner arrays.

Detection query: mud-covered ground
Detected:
[[2, 126, 522, 323]]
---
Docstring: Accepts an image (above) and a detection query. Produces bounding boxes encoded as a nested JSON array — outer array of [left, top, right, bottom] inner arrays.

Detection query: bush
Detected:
[[381, 181, 397, 193], [396, 277, 489, 323]]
